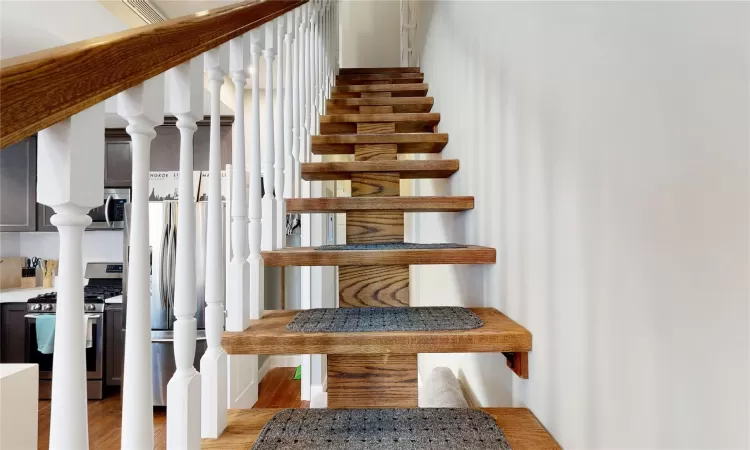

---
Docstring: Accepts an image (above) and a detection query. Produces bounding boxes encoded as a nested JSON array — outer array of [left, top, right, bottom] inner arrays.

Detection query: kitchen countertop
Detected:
[[0, 287, 55, 304]]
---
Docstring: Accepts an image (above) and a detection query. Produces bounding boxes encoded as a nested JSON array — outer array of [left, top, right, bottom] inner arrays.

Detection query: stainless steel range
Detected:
[[24, 262, 123, 399]]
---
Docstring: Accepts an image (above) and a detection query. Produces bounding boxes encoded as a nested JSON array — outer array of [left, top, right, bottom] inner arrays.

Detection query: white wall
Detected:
[[0, 233, 20, 257], [411, 2, 749, 448], [340, 0, 400, 68], [18, 231, 123, 267], [0, 0, 126, 59]]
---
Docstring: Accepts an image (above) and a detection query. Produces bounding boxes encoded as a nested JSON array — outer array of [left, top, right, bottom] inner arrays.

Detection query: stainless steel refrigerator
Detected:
[[123, 201, 225, 406]]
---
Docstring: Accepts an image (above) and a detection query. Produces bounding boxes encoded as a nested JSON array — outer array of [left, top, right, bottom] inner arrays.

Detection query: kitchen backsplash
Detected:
[[18, 230, 123, 264]]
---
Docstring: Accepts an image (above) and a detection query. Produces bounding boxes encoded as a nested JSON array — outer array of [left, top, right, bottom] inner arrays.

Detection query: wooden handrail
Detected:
[[0, 0, 307, 148]]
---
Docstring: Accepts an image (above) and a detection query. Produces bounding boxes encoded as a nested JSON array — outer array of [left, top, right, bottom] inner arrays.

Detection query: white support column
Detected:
[[118, 76, 165, 450], [249, 29, 265, 320], [165, 57, 203, 450], [38, 104, 104, 450], [227, 34, 258, 410], [275, 17, 287, 250], [227, 35, 251, 333], [201, 45, 228, 439], [262, 22, 277, 252]]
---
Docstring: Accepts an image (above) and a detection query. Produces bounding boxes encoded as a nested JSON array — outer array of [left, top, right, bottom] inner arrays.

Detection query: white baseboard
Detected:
[[310, 383, 327, 408], [258, 355, 302, 382]]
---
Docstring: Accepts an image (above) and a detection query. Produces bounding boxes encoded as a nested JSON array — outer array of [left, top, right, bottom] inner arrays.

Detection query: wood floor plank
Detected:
[[301, 159, 458, 180], [202, 407, 561, 449], [326, 96, 434, 114], [286, 196, 474, 213], [312, 132, 448, 155], [328, 354, 418, 408], [261, 245, 495, 266], [339, 265, 410, 307], [221, 307, 529, 355]]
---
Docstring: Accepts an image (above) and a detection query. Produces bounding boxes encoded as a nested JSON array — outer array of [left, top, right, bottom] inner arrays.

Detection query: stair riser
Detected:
[[321, 122, 436, 134], [336, 78, 424, 85], [339, 67, 421, 74], [327, 354, 418, 408]]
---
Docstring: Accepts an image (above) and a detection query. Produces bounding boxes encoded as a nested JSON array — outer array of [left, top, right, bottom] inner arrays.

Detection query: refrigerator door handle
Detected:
[[104, 195, 112, 227], [168, 211, 178, 312], [160, 211, 170, 312]]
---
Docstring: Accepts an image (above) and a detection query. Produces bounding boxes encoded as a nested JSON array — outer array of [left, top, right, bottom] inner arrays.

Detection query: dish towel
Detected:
[[84, 314, 95, 349], [35, 314, 56, 354]]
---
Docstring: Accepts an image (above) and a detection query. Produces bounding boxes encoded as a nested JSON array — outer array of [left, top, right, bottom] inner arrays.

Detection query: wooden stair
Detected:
[[202, 408, 561, 449], [320, 113, 440, 134], [211, 66, 557, 448], [286, 196, 474, 212], [312, 132, 448, 154], [327, 97, 434, 113], [223, 308, 529, 355], [332, 83, 428, 98], [301, 160, 458, 180], [261, 245, 496, 266]]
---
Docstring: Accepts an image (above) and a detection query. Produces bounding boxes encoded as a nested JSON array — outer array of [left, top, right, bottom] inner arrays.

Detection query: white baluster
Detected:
[[275, 17, 287, 250], [201, 45, 228, 439], [310, 4, 319, 138], [283, 11, 295, 218], [227, 35, 250, 333], [300, 5, 309, 168], [249, 29, 265, 320], [165, 57, 203, 450], [118, 76, 165, 450], [262, 22, 277, 252], [292, 9, 302, 198], [38, 104, 104, 450]]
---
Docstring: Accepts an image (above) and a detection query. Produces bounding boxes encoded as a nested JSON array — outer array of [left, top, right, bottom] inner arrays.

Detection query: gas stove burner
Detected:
[[27, 293, 57, 303]]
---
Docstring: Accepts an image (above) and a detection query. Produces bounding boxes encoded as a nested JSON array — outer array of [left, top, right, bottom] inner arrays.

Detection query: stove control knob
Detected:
[[85, 304, 94, 312], [31, 304, 41, 311], [42, 304, 52, 312]]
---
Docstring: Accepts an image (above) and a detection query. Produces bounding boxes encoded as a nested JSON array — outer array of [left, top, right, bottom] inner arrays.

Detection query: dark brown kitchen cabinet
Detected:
[[150, 117, 233, 171], [105, 304, 124, 386], [0, 303, 27, 363], [0, 137, 37, 232], [104, 140, 133, 187]]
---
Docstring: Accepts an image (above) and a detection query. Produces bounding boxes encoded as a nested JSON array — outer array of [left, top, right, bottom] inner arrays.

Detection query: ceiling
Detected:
[[152, 0, 238, 19]]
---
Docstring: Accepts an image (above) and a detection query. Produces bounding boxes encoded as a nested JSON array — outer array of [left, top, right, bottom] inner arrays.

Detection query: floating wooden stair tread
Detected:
[[261, 245, 495, 266], [327, 97, 434, 113], [339, 67, 422, 74], [287, 196, 474, 213], [222, 308, 529, 355], [321, 112, 439, 124], [201, 407, 560, 449], [336, 73, 424, 85], [333, 83, 428, 97], [301, 159, 458, 180], [312, 133, 447, 155]]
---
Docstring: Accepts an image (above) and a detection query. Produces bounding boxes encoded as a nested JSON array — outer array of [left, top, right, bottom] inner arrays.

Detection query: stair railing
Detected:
[[0, 0, 338, 448]]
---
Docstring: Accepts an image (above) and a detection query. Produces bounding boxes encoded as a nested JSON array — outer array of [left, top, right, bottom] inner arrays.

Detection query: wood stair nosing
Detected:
[[320, 112, 440, 124], [326, 97, 434, 114], [202, 407, 561, 449], [339, 67, 422, 75], [286, 196, 474, 213], [311, 132, 448, 155], [333, 83, 428, 93], [300, 159, 459, 181], [336, 73, 425, 85], [261, 245, 496, 267], [221, 308, 531, 355]]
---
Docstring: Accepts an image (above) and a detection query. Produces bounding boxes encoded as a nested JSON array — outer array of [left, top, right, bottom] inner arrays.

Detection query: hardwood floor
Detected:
[[37, 367, 304, 448]]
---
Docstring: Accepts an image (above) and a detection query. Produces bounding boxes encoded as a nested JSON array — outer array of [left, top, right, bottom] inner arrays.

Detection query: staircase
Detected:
[[203, 67, 559, 449]]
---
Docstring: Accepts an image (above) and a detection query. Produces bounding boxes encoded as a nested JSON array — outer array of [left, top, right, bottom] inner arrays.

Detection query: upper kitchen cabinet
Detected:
[[104, 135, 133, 187], [0, 137, 37, 232], [150, 117, 233, 172]]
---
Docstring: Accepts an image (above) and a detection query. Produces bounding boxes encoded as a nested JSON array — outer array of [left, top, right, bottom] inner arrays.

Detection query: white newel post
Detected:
[[261, 22, 277, 252], [249, 29, 265, 320], [275, 17, 287, 250], [165, 57, 203, 450], [292, 9, 302, 198], [118, 76, 164, 450], [37, 104, 104, 450], [227, 34, 258, 410], [201, 45, 229, 439]]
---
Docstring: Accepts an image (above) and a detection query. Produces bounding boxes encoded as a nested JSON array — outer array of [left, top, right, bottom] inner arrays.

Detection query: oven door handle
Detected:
[[104, 195, 112, 228], [25, 313, 101, 319]]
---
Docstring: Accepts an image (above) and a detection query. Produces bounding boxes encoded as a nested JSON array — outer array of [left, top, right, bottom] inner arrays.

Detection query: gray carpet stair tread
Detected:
[[251, 408, 512, 450], [317, 242, 467, 251], [286, 307, 483, 333]]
